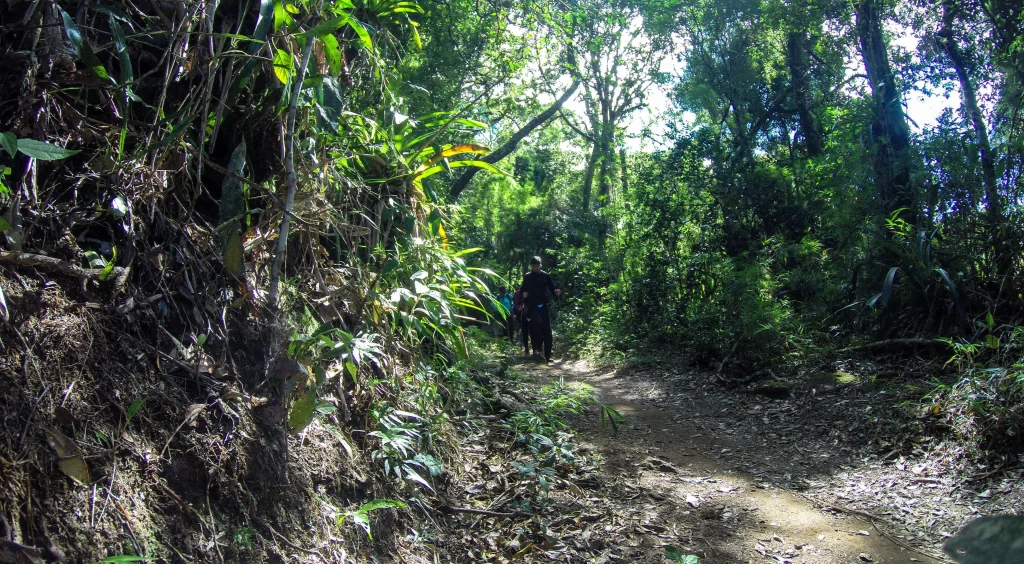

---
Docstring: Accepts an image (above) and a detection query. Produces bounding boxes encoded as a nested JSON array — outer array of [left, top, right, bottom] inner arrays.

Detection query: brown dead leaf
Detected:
[[53, 406, 78, 429], [549, 516, 577, 528], [221, 388, 245, 401], [44, 429, 90, 485], [0, 539, 45, 564], [183, 403, 206, 427], [196, 353, 216, 374]]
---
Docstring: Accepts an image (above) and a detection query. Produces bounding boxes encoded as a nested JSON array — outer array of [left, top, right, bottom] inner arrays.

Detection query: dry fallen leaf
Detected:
[[53, 406, 78, 429], [0, 539, 45, 564], [44, 429, 90, 485], [183, 403, 206, 427], [686, 494, 700, 508]]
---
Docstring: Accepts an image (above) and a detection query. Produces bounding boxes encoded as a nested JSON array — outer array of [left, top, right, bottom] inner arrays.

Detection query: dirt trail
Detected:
[[535, 360, 941, 564]]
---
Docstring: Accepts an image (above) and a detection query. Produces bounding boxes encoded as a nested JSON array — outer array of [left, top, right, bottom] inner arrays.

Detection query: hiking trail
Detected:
[[524, 359, 945, 564]]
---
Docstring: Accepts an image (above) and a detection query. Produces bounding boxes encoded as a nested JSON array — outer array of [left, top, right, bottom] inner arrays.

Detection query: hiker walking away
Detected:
[[521, 256, 562, 362], [497, 286, 514, 342]]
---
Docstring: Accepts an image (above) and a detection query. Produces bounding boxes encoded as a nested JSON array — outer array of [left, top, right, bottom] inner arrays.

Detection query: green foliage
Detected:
[[913, 326, 1024, 452], [232, 527, 256, 548], [0, 132, 81, 161], [368, 403, 443, 491], [498, 377, 594, 497], [599, 404, 625, 433], [341, 499, 407, 540], [664, 546, 701, 563]]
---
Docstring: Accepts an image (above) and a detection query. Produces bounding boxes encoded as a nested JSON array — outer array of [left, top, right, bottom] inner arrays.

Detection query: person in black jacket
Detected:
[[521, 256, 562, 362]]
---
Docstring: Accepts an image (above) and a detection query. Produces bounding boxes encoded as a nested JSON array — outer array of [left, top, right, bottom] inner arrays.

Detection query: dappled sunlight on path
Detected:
[[524, 359, 941, 563]]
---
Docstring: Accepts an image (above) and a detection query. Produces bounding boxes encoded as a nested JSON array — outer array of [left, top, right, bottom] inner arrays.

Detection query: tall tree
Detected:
[[786, 29, 824, 157], [937, 0, 1001, 224], [855, 0, 916, 215], [559, 0, 665, 212]]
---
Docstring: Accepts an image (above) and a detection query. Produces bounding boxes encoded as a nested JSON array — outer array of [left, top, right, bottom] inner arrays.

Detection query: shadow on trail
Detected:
[[520, 358, 943, 564]]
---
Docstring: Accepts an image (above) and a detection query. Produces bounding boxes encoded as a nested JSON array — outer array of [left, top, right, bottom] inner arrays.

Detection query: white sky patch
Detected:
[[622, 52, 687, 151], [889, 25, 961, 131], [528, 16, 965, 156]]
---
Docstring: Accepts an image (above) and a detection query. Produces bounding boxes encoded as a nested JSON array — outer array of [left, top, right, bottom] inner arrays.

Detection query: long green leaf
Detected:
[[1, 132, 17, 157], [146, 115, 197, 151], [253, 0, 275, 41], [59, 8, 112, 82], [934, 268, 964, 322], [879, 266, 898, 307], [17, 138, 81, 161], [347, 18, 372, 49], [355, 498, 405, 515], [414, 160, 508, 181], [298, 14, 351, 39], [234, 0, 275, 87], [125, 398, 146, 423], [451, 247, 483, 257], [109, 15, 133, 86], [321, 34, 342, 74]]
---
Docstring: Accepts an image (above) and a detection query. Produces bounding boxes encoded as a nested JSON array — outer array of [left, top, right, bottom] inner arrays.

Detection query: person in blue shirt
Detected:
[[496, 286, 514, 342], [520, 256, 562, 362]]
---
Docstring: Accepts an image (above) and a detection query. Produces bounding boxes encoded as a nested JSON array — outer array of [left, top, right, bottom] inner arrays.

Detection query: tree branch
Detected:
[[450, 80, 581, 199]]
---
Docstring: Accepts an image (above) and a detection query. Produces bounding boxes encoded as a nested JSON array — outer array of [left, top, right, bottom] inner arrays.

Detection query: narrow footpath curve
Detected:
[[531, 360, 943, 564]]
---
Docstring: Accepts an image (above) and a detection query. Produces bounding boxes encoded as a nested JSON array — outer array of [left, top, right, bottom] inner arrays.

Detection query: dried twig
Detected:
[[267, 36, 316, 318], [797, 493, 950, 563], [441, 506, 530, 518], [452, 414, 502, 422]]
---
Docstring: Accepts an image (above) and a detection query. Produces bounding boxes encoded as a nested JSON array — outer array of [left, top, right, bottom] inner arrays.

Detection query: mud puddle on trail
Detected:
[[529, 360, 939, 564]]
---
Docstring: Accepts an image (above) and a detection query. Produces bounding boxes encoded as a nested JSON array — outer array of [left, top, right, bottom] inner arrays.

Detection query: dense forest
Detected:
[[0, 0, 1022, 560]]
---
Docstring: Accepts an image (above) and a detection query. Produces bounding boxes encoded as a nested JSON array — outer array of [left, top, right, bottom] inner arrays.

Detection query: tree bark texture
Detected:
[[855, 0, 915, 215], [581, 142, 600, 211], [596, 122, 615, 207], [786, 30, 824, 157], [940, 1, 1001, 223]]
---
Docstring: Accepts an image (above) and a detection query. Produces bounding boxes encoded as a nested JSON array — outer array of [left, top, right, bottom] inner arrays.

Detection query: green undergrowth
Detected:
[[910, 329, 1024, 456]]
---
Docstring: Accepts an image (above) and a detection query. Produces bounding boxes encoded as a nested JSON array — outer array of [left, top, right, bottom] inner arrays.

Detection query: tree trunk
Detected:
[[596, 128, 614, 207], [581, 143, 600, 211], [619, 148, 628, 195], [855, 0, 915, 215], [786, 30, 824, 157], [939, 2, 1001, 223], [450, 80, 580, 200]]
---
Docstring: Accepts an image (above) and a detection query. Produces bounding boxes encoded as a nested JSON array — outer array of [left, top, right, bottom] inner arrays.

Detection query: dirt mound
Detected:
[[0, 273, 404, 562]]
